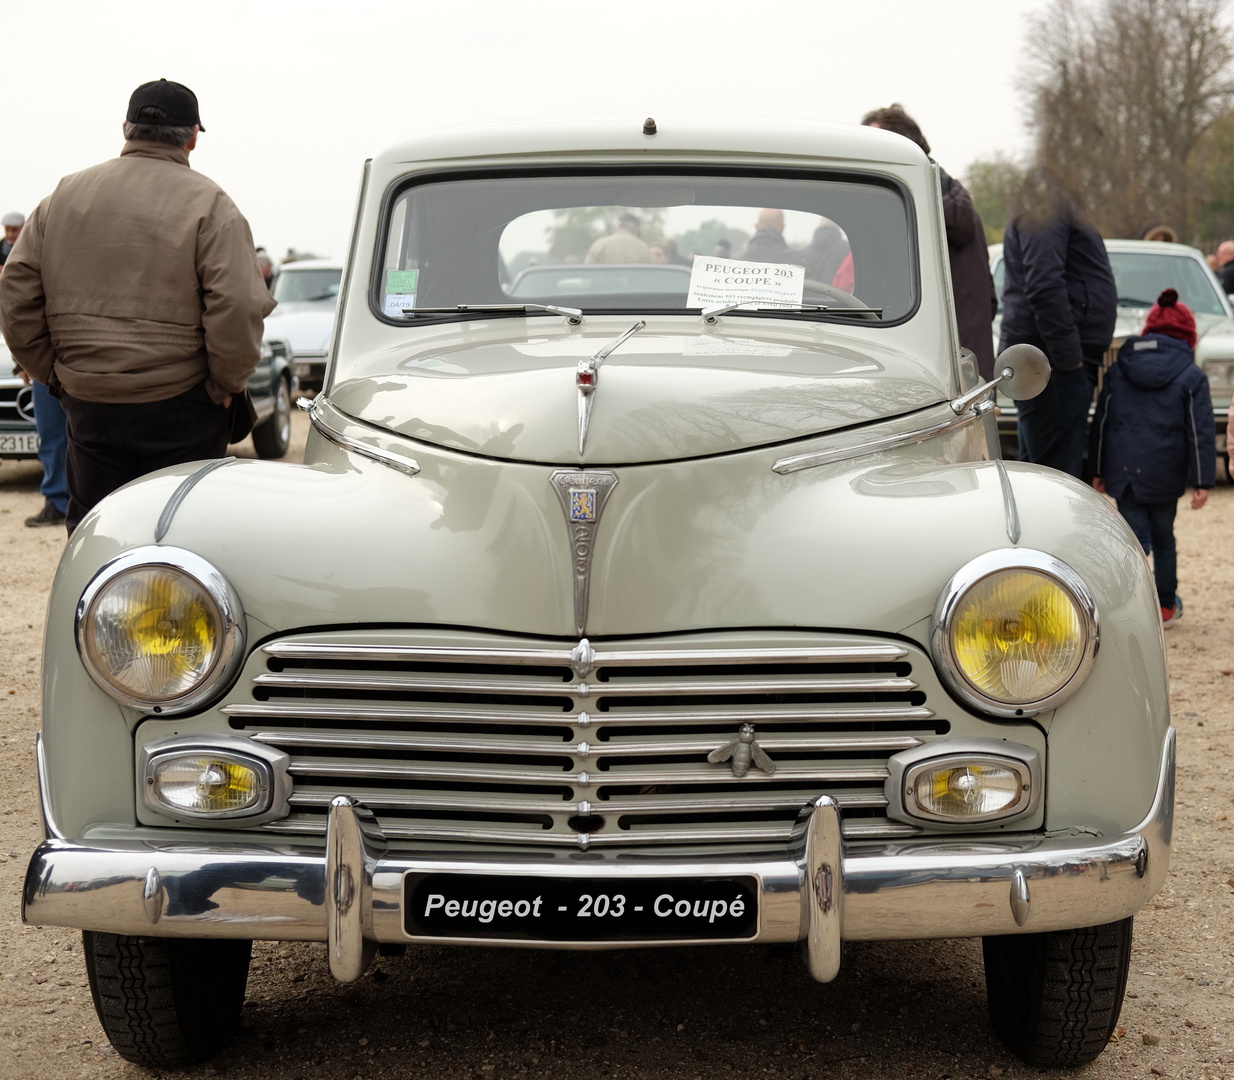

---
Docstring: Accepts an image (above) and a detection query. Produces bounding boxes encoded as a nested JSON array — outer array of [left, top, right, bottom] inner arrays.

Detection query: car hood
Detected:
[[329, 322, 950, 465], [263, 304, 335, 355], [1114, 307, 1229, 345]]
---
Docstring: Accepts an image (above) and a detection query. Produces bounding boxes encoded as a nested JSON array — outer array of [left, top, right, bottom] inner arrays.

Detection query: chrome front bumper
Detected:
[[24, 729, 1174, 984]]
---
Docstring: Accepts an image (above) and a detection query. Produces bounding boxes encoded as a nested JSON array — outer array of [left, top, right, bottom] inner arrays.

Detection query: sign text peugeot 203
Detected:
[[25, 119, 1173, 1069]]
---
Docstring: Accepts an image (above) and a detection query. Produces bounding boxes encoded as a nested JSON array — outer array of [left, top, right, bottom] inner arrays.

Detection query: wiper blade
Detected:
[[701, 302, 882, 323], [1117, 295, 1157, 308], [400, 303, 583, 324], [303, 292, 339, 302]]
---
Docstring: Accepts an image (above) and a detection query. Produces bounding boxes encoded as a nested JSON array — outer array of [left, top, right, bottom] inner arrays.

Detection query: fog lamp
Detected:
[[934, 550, 1097, 717], [885, 740, 1040, 829], [144, 750, 270, 819], [908, 760, 1026, 820]]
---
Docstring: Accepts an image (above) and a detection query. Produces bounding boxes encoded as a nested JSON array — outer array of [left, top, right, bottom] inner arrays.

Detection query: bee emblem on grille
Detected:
[[709, 724, 776, 778]]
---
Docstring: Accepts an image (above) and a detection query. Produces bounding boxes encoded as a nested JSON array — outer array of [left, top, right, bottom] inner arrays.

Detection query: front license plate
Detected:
[[404, 874, 759, 942], [0, 432, 39, 454]]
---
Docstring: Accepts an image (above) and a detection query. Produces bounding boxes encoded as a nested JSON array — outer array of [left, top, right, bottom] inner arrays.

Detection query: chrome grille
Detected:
[[223, 635, 948, 848]]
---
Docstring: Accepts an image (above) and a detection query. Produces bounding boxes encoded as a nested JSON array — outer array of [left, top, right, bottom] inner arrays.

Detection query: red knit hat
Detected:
[[1143, 288, 1197, 349]]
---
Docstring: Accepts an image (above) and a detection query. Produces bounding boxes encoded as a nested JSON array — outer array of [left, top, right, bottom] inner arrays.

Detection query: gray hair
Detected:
[[122, 121, 196, 147]]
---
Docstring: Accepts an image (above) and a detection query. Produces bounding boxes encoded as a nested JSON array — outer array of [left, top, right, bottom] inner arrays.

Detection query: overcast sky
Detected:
[[3, 0, 1044, 263]]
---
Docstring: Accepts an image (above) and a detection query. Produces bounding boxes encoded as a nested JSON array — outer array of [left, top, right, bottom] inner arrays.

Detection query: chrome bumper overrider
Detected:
[[24, 730, 1173, 984]]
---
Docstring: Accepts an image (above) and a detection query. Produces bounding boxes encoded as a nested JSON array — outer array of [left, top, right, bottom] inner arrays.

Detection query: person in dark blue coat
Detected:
[[1090, 289, 1214, 627], [1000, 169, 1117, 477]]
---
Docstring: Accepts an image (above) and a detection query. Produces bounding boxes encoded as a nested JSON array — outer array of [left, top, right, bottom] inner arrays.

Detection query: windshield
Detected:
[[273, 268, 341, 304], [377, 171, 917, 323], [1106, 252, 1226, 315]]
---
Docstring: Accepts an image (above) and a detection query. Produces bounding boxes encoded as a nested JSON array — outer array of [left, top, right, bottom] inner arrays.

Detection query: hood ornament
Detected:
[[577, 320, 645, 455], [709, 724, 777, 778], [549, 470, 619, 635]]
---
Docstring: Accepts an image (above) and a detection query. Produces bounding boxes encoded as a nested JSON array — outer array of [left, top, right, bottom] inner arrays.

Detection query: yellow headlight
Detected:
[[77, 548, 245, 713], [934, 553, 1098, 716], [951, 570, 1085, 705]]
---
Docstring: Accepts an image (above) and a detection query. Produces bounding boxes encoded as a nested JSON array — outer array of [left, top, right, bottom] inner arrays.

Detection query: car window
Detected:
[[272, 269, 341, 304], [377, 171, 918, 323], [1106, 252, 1226, 315]]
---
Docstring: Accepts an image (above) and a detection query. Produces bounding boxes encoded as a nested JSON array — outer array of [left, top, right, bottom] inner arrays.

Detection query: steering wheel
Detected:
[[801, 278, 879, 320]]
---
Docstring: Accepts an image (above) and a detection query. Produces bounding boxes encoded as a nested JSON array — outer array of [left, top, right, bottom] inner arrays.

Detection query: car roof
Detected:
[[372, 117, 930, 170], [279, 259, 341, 272], [989, 239, 1207, 262]]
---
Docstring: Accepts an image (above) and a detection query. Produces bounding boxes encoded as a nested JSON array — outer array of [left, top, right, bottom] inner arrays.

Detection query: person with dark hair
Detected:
[[0, 79, 275, 532], [797, 219, 851, 287], [585, 211, 653, 264], [999, 168, 1117, 477], [1090, 289, 1214, 627], [861, 104, 997, 379]]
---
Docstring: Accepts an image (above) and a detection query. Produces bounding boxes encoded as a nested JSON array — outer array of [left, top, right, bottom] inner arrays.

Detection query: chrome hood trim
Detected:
[[310, 397, 421, 476]]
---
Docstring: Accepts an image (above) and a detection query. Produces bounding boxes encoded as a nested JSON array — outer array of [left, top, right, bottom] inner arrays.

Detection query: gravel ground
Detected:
[[1, 414, 1231, 1080]]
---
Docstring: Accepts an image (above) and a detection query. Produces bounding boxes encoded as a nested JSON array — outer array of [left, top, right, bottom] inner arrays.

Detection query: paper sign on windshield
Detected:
[[686, 256, 805, 310]]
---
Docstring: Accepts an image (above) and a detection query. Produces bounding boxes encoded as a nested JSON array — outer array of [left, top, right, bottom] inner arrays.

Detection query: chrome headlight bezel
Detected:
[[931, 549, 1099, 718], [75, 546, 245, 715]]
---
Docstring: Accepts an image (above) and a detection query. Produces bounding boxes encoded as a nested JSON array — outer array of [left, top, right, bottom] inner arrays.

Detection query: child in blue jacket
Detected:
[[1090, 288, 1215, 627]]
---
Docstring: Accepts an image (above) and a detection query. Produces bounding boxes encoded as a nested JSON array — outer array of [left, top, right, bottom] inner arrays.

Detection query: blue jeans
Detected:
[[1116, 492, 1178, 608], [32, 382, 69, 514], [1017, 363, 1098, 479]]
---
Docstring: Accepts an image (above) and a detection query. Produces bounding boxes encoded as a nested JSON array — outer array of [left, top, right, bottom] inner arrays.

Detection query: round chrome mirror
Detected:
[[995, 344, 1050, 401]]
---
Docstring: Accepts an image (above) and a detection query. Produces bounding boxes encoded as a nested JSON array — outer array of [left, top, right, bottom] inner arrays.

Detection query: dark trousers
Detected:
[[60, 382, 229, 533], [1017, 363, 1098, 478], [1116, 492, 1178, 608]]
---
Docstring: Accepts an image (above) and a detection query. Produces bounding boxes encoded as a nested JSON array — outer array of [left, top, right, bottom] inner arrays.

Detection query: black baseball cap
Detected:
[[126, 79, 205, 131]]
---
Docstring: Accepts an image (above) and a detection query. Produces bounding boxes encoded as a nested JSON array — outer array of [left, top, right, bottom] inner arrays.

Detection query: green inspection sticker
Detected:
[[387, 269, 420, 293]]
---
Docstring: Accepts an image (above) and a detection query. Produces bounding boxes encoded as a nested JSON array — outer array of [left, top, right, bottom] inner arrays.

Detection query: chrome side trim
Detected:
[[995, 458, 1021, 545], [154, 457, 236, 543], [773, 411, 979, 474], [259, 641, 910, 667], [35, 733, 64, 841], [309, 396, 421, 476], [21, 728, 1174, 950], [931, 549, 1100, 719]]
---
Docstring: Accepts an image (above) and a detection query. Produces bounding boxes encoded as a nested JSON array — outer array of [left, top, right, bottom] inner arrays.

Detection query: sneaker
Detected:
[[24, 499, 66, 528], [1161, 595, 1183, 629]]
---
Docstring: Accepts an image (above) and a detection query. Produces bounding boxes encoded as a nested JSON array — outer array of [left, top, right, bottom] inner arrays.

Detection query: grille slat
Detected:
[[229, 632, 943, 848]]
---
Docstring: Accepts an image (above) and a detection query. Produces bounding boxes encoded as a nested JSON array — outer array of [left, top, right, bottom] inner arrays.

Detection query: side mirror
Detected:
[[996, 344, 1050, 401]]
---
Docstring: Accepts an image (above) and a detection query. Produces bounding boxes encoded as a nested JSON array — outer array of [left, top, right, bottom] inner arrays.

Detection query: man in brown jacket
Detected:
[[0, 79, 275, 532]]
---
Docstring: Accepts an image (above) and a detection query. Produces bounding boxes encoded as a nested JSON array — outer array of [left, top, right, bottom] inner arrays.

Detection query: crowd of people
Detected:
[[0, 89, 1221, 627]]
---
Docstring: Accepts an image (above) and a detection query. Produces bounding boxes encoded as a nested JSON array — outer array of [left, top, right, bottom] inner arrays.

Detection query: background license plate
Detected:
[[404, 873, 758, 941], [0, 433, 39, 453]]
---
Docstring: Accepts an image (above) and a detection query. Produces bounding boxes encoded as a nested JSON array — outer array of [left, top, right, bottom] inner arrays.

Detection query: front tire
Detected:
[[252, 375, 292, 459], [982, 917, 1133, 1068], [83, 931, 251, 1066]]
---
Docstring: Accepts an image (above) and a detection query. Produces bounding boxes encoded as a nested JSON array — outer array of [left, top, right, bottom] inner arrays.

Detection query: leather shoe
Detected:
[[24, 499, 66, 528]]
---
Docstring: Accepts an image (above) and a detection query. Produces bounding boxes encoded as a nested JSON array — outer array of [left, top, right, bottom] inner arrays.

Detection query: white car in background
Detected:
[[263, 259, 342, 395], [990, 239, 1234, 469]]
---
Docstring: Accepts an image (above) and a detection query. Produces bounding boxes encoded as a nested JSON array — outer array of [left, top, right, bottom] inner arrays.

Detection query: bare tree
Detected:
[[964, 154, 1028, 242], [1023, 0, 1234, 240]]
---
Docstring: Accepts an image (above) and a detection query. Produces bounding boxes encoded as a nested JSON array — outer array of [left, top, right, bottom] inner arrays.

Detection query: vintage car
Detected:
[[24, 120, 1173, 1070], [0, 332, 39, 459], [990, 238, 1234, 467], [263, 258, 343, 395]]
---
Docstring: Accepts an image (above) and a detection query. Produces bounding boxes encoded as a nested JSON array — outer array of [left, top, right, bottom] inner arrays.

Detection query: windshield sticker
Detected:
[[687, 256, 805, 310], [683, 337, 793, 358], [385, 269, 420, 317], [384, 293, 417, 317]]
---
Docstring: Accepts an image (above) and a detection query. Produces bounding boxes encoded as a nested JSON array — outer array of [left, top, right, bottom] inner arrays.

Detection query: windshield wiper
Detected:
[[1117, 295, 1157, 308], [303, 292, 339, 302], [701, 302, 882, 324], [400, 303, 583, 325]]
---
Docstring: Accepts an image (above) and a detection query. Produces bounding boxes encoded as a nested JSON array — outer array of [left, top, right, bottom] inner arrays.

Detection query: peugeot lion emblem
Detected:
[[709, 724, 777, 777], [549, 469, 619, 635]]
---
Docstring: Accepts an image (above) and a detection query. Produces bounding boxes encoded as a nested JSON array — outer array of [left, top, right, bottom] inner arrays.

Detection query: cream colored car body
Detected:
[[27, 121, 1171, 1010]]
